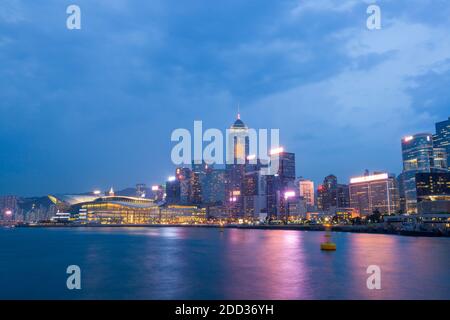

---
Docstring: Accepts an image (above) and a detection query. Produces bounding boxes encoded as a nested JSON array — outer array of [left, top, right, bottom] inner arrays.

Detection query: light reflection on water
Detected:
[[0, 227, 449, 299]]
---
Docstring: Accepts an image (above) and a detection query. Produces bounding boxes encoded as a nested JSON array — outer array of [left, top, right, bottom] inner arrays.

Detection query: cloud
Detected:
[[290, 0, 367, 16], [0, 0, 24, 23], [2, 0, 450, 194], [245, 16, 450, 180]]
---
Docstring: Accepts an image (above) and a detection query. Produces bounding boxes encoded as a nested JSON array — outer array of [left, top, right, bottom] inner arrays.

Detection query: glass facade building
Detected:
[[225, 115, 250, 218], [433, 117, 450, 170], [297, 178, 315, 207], [416, 172, 450, 214], [401, 133, 448, 213], [349, 173, 399, 216]]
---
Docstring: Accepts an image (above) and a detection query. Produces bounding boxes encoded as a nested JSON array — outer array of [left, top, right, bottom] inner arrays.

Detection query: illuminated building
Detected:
[[79, 196, 159, 224], [401, 133, 447, 213], [319, 175, 337, 212], [349, 172, 399, 216], [165, 178, 181, 204], [243, 159, 267, 218], [334, 207, 359, 220], [49, 194, 206, 224], [227, 113, 250, 165], [432, 148, 448, 171], [0, 195, 18, 221], [337, 184, 350, 208], [176, 167, 192, 204], [397, 173, 406, 213], [48, 195, 159, 224], [136, 183, 146, 198], [265, 174, 278, 218], [150, 185, 165, 202], [264, 149, 296, 219], [190, 171, 203, 205], [225, 114, 250, 218], [202, 168, 226, 205], [275, 150, 296, 219], [433, 117, 450, 170], [297, 178, 314, 207], [416, 172, 450, 214], [159, 205, 206, 224], [316, 175, 349, 212], [316, 184, 325, 211]]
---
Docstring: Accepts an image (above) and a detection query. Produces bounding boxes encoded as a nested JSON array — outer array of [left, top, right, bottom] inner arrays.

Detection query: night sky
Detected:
[[1, 0, 450, 196]]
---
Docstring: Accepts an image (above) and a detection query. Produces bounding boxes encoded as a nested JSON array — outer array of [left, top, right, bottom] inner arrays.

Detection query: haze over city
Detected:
[[1, 0, 450, 196]]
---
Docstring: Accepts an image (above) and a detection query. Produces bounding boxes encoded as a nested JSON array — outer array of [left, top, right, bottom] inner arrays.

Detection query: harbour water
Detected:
[[0, 227, 449, 299]]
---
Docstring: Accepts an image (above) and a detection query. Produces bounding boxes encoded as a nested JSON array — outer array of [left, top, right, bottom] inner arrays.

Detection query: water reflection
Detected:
[[0, 227, 449, 299]]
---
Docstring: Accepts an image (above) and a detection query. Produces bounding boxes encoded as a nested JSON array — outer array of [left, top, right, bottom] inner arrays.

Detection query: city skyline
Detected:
[[1, 113, 449, 197], [1, 0, 450, 196], [1, 1, 450, 305]]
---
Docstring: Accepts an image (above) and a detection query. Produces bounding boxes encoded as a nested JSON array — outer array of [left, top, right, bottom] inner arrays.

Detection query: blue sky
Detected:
[[1, 0, 449, 196]]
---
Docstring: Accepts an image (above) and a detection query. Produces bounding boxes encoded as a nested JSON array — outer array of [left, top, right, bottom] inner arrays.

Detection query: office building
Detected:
[[269, 149, 296, 220], [0, 195, 18, 221], [349, 172, 399, 216], [297, 178, 315, 207], [165, 177, 181, 204], [225, 114, 250, 218], [401, 133, 447, 213], [136, 183, 146, 198], [416, 172, 450, 214], [433, 117, 450, 170], [316, 175, 349, 212], [176, 167, 192, 205]]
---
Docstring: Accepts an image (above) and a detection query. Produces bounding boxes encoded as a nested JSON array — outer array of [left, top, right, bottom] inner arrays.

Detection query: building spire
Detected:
[[237, 103, 240, 119]]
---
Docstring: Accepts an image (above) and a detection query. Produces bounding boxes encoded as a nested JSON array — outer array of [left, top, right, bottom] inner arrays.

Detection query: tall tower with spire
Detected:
[[227, 112, 249, 164], [226, 111, 250, 218]]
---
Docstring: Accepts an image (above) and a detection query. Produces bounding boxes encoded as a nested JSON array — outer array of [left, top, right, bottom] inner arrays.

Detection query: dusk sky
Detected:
[[1, 0, 450, 196]]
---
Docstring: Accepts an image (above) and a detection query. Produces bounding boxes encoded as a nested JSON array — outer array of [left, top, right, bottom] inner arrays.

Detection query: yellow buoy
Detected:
[[320, 242, 336, 251], [320, 225, 336, 251]]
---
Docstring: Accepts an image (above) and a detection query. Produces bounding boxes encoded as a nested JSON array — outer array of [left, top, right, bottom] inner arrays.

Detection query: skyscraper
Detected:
[[349, 172, 399, 216], [176, 167, 192, 205], [268, 149, 296, 219], [433, 147, 448, 171], [297, 178, 315, 207], [336, 183, 350, 208], [0, 195, 18, 221], [433, 117, 450, 170], [316, 175, 350, 213], [225, 114, 250, 218], [243, 160, 267, 218], [316, 184, 325, 211], [415, 172, 450, 214], [165, 178, 180, 204], [189, 171, 203, 205], [202, 168, 226, 205], [322, 174, 337, 211], [401, 133, 447, 213]]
